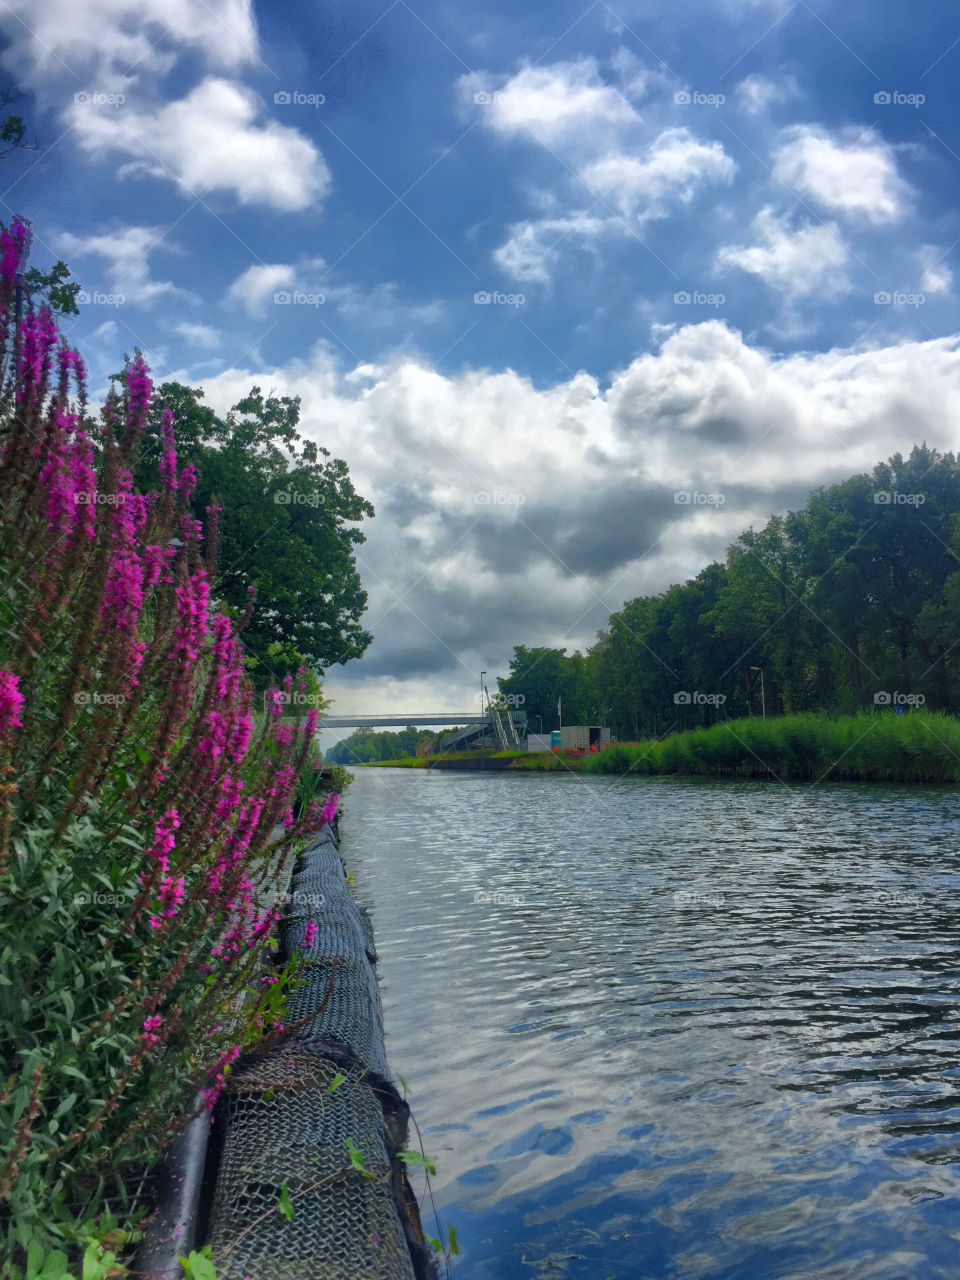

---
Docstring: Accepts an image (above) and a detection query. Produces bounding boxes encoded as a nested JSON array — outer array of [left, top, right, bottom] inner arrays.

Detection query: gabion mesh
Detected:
[[202, 823, 435, 1279], [205, 1052, 416, 1280]]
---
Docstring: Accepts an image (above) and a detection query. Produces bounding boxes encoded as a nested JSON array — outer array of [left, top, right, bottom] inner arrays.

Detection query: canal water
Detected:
[[342, 768, 960, 1279]]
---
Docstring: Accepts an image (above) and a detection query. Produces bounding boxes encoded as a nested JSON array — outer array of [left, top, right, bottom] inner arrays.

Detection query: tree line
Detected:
[[496, 446, 960, 740]]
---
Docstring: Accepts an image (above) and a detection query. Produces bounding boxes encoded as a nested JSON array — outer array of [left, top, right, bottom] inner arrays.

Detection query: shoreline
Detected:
[[362, 710, 960, 786]]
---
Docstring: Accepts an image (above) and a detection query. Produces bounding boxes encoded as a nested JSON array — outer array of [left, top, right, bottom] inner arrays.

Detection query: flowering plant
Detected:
[[0, 217, 338, 1274]]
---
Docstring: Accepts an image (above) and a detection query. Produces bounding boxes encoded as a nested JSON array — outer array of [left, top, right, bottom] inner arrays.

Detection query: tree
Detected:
[[135, 380, 375, 686]]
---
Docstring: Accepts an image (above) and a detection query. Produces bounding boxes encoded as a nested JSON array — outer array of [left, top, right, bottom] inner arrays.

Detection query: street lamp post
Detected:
[[750, 666, 766, 718], [480, 670, 486, 717]]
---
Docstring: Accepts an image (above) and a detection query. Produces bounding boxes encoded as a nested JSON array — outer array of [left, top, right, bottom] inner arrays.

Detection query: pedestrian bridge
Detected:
[[315, 712, 480, 729]]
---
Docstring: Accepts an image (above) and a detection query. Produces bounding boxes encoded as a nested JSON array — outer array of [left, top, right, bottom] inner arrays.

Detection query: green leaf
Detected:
[[178, 1249, 217, 1280], [39, 1252, 70, 1279], [397, 1073, 409, 1094], [277, 1183, 294, 1221], [425, 1233, 442, 1252], [345, 1137, 375, 1179], [448, 1223, 460, 1256], [397, 1150, 437, 1176], [326, 1072, 346, 1094]]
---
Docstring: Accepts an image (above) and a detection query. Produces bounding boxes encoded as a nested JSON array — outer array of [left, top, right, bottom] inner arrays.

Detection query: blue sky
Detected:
[[5, 0, 960, 727]]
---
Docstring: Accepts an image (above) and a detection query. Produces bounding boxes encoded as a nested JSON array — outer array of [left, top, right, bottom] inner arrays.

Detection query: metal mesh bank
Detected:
[[179, 823, 436, 1280]]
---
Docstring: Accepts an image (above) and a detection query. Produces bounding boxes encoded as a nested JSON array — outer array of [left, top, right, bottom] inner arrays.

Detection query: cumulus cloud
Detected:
[[71, 78, 330, 211], [735, 73, 799, 115], [465, 59, 736, 284], [460, 59, 638, 145], [57, 224, 188, 305], [582, 128, 735, 221], [0, 0, 256, 87], [773, 126, 912, 225], [917, 245, 952, 297], [716, 207, 850, 298], [184, 323, 960, 711]]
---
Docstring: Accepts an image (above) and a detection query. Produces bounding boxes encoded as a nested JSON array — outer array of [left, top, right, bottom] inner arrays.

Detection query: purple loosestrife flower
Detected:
[[0, 671, 24, 733]]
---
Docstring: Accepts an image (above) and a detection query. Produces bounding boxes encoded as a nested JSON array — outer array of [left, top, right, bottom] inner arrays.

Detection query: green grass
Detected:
[[579, 710, 960, 784]]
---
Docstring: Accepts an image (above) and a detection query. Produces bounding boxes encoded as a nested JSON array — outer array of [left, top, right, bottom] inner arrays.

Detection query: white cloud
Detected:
[[735, 73, 799, 115], [493, 214, 606, 283], [461, 59, 638, 145], [71, 78, 329, 211], [57, 224, 187, 305], [174, 322, 222, 348], [582, 128, 735, 221], [773, 126, 912, 225], [0, 0, 256, 87], [917, 245, 952, 297], [181, 323, 960, 710], [717, 207, 850, 298], [225, 263, 298, 314]]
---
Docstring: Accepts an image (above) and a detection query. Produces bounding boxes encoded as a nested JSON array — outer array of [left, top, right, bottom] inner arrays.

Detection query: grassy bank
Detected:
[[370, 712, 960, 784], [580, 711, 960, 784]]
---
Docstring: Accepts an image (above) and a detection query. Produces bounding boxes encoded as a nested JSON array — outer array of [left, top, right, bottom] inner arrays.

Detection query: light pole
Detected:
[[480, 671, 486, 718], [751, 666, 766, 718]]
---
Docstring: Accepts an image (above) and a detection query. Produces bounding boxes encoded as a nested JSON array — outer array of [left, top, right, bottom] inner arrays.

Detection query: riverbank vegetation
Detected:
[[0, 217, 361, 1278], [373, 712, 960, 785], [495, 446, 960, 740]]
